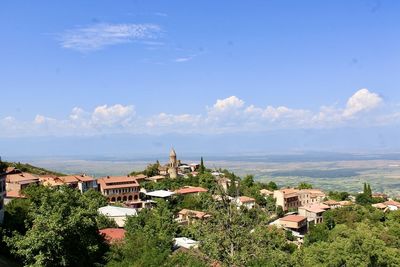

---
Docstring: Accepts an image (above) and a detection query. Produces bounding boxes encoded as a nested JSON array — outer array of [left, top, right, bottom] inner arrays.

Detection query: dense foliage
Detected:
[[302, 205, 400, 266], [2, 186, 109, 267], [2, 163, 399, 267]]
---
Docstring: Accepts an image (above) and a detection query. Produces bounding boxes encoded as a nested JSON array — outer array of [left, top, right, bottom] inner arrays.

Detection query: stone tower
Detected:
[[168, 148, 178, 178]]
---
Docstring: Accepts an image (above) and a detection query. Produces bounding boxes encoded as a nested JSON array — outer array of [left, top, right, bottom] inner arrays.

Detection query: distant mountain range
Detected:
[[1, 125, 400, 159]]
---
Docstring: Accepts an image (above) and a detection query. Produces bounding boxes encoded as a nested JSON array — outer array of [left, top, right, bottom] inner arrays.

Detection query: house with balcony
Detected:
[[97, 175, 142, 208], [278, 215, 307, 234], [176, 209, 211, 225], [298, 203, 330, 224], [5, 167, 39, 198]]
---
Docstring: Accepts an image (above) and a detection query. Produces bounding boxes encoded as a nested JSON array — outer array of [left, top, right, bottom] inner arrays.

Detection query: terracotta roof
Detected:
[[59, 175, 79, 184], [99, 228, 126, 243], [74, 175, 95, 182], [260, 189, 273, 195], [132, 174, 147, 180], [238, 196, 256, 203], [40, 177, 64, 187], [178, 209, 210, 219], [6, 167, 16, 173], [372, 203, 387, 209], [338, 201, 353, 206], [300, 204, 330, 213], [278, 188, 299, 198], [175, 186, 208, 195], [6, 190, 26, 198], [6, 172, 39, 183], [97, 176, 139, 189], [280, 215, 307, 223], [280, 188, 299, 195], [324, 200, 340, 205], [384, 200, 400, 208]]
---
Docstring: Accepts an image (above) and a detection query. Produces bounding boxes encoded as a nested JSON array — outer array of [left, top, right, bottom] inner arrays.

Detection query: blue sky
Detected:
[[1, 1, 400, 155]]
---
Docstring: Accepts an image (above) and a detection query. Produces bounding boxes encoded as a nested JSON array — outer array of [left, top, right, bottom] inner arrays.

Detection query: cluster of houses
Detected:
[[1, 150, 400, 248], [268, 188, 355, 240]]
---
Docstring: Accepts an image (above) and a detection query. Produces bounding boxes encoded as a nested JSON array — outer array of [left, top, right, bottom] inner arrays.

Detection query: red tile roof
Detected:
[[323, 200, 340, 205], [175, 186, 208, 195], [6, 190, 26, 199], [97, 176, 139, 189], [6, 172, 39, 183], [384, 200, 400, 208], [99, 228, 126, 243], [238, 196, 256, 203], [178, 209, 210, 219], [280, 215, 307, 223]]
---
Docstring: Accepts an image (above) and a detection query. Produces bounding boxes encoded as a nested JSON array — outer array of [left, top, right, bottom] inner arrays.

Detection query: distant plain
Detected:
[[17, 153, 400, 197]]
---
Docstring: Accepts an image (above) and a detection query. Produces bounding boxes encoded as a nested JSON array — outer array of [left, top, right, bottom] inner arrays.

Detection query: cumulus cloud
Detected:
[[34, 115, 56, 124], [343, 89, 383, 118], [91, 104, 135, 127], [211, 96, 245, 112], [59, 23, 162, 51], [0, 89, 397, 137]]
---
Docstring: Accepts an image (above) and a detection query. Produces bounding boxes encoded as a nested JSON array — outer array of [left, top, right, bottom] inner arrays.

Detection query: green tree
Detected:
[[106, 200, 177, 267], [302, 223, 400, 266], [3, 198, 31, 234], [276, 205, 284, 218], [328, 191, 349, 201], [193, 194, 294, 266], [267, 181, 278, 190], [298, 182, 313, 189], [4, 185, 108, 267], [198, 173, 216, 191], [199, 157, 205, 174], [241, 175, 254, 188], [164, 250, 208, 267]]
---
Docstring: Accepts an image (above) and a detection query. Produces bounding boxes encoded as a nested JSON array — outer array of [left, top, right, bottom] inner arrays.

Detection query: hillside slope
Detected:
[[3, 161, 65, 176]]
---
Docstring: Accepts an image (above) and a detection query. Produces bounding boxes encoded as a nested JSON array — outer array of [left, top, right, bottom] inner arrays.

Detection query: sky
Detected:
[[1, 0, 400, 157]]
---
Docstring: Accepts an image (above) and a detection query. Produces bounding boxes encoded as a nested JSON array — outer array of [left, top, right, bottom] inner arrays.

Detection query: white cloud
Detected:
[[0, 89, 397, 137], [211, 96, 245, 112], [343, 89, 383, 118], [91, 104, 135, 126], [60, 23, 162, 51], [34, 115, 56, 124], [174, 55, 195, 63], [69, 107, 86, 121]]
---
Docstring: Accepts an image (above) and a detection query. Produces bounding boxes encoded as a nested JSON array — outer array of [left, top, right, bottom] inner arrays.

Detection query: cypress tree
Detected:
[[200, 157, 205, 174], [367, 184, 372, 197]]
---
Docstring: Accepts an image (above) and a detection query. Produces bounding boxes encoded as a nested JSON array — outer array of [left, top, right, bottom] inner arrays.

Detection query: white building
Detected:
[[235, 196, 256, 209], [174, 237, 199, 250], [145, 190, 176, 198], [98, 205, 138, 227]]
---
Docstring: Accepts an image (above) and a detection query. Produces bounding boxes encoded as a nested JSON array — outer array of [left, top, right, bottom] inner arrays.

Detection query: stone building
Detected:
[[168, 148, 178, 178]]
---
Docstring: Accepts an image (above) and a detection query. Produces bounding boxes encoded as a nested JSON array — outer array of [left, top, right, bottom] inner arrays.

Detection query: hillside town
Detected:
[[1, 149, 400, 266]]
